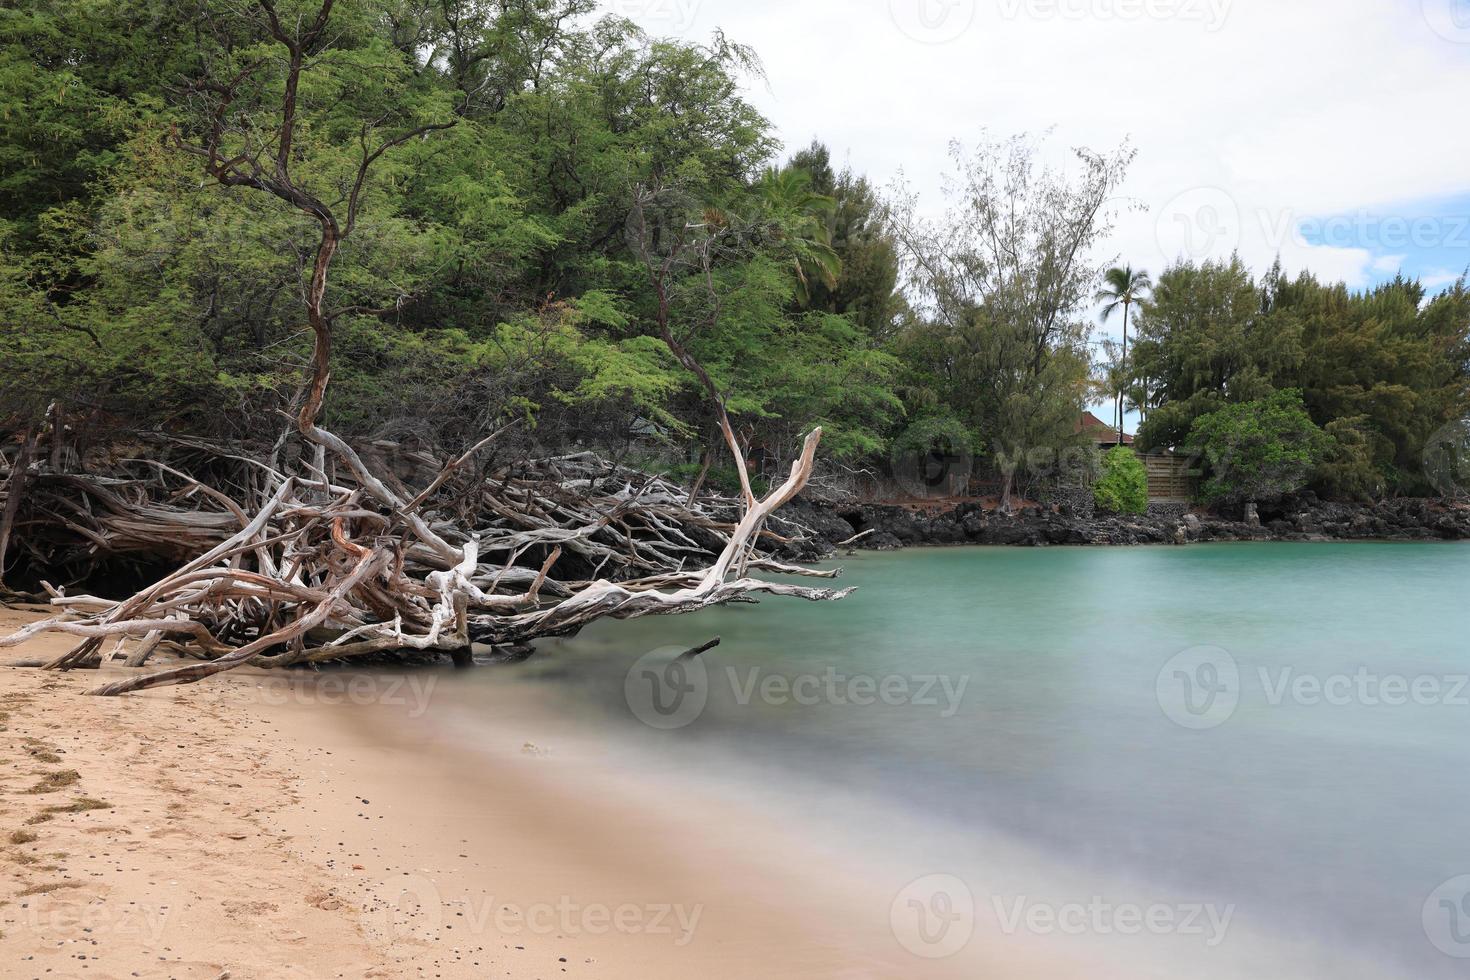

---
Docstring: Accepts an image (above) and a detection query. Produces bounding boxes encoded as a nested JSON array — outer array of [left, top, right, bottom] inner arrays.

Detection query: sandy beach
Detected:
[[0, 604, 1085, 980]]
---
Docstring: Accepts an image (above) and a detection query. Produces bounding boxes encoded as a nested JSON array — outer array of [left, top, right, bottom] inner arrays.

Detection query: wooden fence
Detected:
[[1140, 453, 1196, 501]]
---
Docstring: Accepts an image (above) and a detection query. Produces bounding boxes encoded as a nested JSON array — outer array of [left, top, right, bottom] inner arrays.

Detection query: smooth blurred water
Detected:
[[470, 542, 1470, 978]]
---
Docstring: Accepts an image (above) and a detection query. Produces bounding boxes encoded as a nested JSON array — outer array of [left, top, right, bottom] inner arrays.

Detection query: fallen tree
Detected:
[[0, 0, 851, 694], [0, 421, 848, 695]]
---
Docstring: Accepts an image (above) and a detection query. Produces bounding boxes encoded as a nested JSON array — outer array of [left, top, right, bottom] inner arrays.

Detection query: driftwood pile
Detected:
[[0, 419, 849, 696], [0, 1, 854, 695]]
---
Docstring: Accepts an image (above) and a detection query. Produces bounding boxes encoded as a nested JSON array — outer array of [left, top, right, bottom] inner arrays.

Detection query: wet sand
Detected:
[[0, 604, 1083, 979]]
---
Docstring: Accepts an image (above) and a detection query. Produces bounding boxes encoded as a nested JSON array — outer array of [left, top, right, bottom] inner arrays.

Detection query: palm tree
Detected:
[[755, 166, 841, 306], [1095, 265, 1152, 445]]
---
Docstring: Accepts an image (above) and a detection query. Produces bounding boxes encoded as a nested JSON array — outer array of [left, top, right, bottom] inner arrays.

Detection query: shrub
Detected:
[[1186, 390, 1330, 503], [1093, 446, 1148, 514]]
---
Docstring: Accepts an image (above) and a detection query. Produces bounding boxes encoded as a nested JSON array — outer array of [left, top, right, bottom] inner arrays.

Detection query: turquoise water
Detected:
[[479, 543, 1470, 977]]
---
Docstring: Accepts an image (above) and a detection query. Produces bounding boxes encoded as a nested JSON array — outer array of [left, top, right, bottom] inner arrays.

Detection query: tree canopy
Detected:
[[1133, 259, 1470, 499], [2, 1, 1466, 508]]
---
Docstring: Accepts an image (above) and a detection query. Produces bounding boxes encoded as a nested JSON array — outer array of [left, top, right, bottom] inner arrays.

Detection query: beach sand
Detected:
[[0, 604, 1083, 979]]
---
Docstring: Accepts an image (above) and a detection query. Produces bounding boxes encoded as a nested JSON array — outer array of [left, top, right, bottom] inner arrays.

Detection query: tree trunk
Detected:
[[0, 426, 38, 590], [297, 225, 339, 433], [1117, 299, 1130, 446], [687, 446, 713, 505]]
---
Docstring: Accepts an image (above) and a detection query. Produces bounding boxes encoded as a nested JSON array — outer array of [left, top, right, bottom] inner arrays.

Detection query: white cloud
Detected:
[[1421, 270, 1466, 292], [604, 0, 1470, 328]]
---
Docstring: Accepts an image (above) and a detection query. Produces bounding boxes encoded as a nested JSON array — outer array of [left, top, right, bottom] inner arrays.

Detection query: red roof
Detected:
[[1078, 411, 1134, 445]]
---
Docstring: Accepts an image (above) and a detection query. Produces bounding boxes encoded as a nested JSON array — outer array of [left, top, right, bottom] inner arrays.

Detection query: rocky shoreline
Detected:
[[778, 495, 1470, 555]]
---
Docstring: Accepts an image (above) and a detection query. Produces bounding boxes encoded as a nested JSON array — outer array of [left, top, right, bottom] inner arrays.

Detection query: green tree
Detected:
[[788, 141, 906, 339], [1279, 271, 1470, 496], [1186, 390, 1330, 504], [753, 165, 841, 307], [1131, 257, 1301, 452], [1093, 446, 1148, 514], [889, 132, 1134, 509]]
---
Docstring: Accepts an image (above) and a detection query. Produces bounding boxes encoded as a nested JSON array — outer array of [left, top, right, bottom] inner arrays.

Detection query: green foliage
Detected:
[[4, 0, 1466, 510], [1093, 446, 1148, 514], [1133, 258, 1470, 499], [1132, 257, 1295, 451], [664, 461, 769, 499], [888, 133, 1131, 502], [786, 141, 906, 337], [892, 303, 1094, 490], [1186, 390, 1332, 504], [0, 0, 902, 468]]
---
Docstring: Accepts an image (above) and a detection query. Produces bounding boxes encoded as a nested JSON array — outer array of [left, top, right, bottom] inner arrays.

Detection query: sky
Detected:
[[600, 0, 1470, 431]]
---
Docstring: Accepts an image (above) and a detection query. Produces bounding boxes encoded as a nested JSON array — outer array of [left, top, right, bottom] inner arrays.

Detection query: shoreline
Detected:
[[785, 496, 1470, 553], [0, 604, 1081, 979]]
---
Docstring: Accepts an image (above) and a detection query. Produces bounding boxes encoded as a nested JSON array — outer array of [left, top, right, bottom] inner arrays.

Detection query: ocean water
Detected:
[[462, 542, 1470, 978]]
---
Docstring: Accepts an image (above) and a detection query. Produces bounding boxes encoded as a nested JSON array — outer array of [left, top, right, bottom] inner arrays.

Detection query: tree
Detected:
[[1131, 257, 1299, 452], [1095, 265, 1151, 441], [2, 0, 855, 694], [1281, 271, 1470, 497], [1186, 390, 1330, 505], [1133, 259, 1470, 500], [1093, 446, 1148, 514], [889, 131, 1134, 510], [753, 165, 840, 307], [788, 141, 906, 339], [0, 0, 211, 240]]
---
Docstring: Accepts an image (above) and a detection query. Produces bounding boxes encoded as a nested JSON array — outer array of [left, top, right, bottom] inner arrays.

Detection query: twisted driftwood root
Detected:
[[1, 424, 850, 695]]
